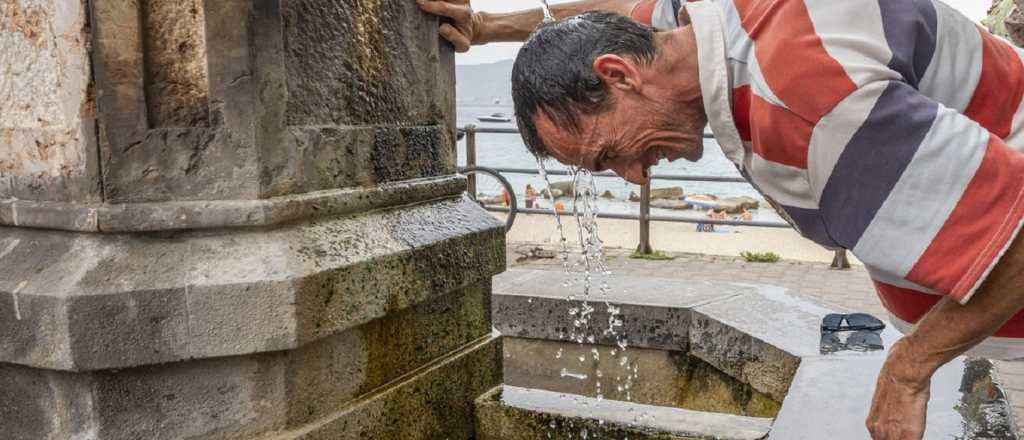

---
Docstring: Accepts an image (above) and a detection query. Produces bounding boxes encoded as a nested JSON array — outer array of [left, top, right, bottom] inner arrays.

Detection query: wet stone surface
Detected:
[[475, 386, 773, 440], [503, 337, 780, 417], [491, 269, 1019, 439]]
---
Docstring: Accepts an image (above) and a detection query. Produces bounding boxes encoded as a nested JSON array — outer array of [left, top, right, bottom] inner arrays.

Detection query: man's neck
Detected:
[[655, 25, 704, 110]]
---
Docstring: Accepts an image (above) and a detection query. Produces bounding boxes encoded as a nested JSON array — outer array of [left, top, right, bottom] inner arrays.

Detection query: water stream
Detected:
[[530, 6, 646, 436], [539, 0, 556, 23], [538, 159, 644, 437]]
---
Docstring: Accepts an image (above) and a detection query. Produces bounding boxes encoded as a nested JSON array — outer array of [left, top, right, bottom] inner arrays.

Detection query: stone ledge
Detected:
[[475, 385, 773, 440], [0, 196, 504, 371], [0, 175, 464, 232], [492, 269, 746, 351]]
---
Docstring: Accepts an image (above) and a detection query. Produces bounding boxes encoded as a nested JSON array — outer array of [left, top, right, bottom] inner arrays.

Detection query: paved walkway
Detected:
[[504, 242, 1024, 433]]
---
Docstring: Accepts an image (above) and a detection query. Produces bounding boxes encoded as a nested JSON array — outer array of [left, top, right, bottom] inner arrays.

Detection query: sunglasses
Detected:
[[820, 313, 886, 354], [821, 313, 886, 332]]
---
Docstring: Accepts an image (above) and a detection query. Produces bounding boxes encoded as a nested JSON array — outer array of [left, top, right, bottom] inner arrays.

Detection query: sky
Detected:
[[456, 0, 992, 65]]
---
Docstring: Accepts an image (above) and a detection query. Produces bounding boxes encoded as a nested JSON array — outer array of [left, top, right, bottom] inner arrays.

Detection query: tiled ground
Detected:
[[505, 242, 1024, 433]]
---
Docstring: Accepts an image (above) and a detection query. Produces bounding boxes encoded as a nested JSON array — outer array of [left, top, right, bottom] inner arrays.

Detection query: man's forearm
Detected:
[[892, 233, 1024, 383], [477, 0, 638, 43]]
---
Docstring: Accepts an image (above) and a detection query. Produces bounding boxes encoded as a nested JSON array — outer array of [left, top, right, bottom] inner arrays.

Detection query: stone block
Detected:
[[5, 200, 98, 231], [502, 337, 780, 417], [492, 269, 748, 351], [0, 0, 101, 203], [687, 311, 800, 403], [282, 281, 492, 427], [90, 354, 288, 440], [263, 125, 456, 198], [0, 364, 96, 440], [0, 292, 72, 370], [66, 287, 191, 370], [86, 0, 456, 203], [475, 386, 774, 440], [688, 288, 834, 401], [0, 282, 494, 439], [100, 128, 261, 203], [0, 197, 503, 371], [273, 335, 502, 440], [281, 0, 451, 127]]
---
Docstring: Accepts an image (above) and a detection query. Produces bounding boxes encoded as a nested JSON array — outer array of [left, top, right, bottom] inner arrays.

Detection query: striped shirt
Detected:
[[633, 0, 1024, 359]]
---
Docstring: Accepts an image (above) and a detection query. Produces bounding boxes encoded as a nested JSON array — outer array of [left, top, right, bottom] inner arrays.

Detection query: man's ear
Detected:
[[592, 54, 641, 92]]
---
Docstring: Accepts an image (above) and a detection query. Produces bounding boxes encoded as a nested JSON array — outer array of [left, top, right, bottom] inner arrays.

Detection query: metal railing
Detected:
[[459, 124, 850, 268]]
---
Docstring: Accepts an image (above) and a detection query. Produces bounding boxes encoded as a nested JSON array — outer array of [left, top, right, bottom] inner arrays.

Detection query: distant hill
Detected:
[[456, 59, 514, 105]]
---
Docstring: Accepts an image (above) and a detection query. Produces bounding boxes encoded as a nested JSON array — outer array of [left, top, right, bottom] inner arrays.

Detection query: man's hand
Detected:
[[866, 339, 930, 440], [416, 0, 640, 49], [416, 0, 483, 52]]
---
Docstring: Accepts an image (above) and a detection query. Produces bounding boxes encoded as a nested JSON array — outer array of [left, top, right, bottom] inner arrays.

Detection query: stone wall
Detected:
[[0, 0, 99, 203], [0, 1, 503, 438]]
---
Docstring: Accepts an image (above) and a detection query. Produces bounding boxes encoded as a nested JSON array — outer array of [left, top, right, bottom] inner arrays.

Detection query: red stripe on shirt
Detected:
[[906, 135, 1024, 302], [874, 280, 1024, 338], [630, 0, 658, 25], [750, 94, 811, 168], [963, 29, 1024, 139], [733, 85, 753, 142], [732, 0, 857, 122]]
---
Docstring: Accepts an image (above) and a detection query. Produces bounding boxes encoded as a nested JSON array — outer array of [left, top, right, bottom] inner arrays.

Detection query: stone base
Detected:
[[276, 335, 501, 440], [0, 197, 504, 439], [474, 386, 773, 440]]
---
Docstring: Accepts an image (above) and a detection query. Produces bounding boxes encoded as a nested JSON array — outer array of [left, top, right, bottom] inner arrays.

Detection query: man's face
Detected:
[[534, 93, 707, 185]]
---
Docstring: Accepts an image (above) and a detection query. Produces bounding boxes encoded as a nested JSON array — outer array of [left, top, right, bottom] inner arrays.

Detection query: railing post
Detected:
[[465, 124, 477, 197], [637, 183, 653, 254], [831, 249, 851, 269]]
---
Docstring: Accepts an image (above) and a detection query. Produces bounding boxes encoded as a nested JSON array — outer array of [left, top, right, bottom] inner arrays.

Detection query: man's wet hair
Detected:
[[512, 11, 657, 159]]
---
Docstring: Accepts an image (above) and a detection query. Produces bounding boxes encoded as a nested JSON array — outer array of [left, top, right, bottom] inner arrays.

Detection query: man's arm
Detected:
[[416, 0, 639, 51], [867, 232, 1024, 439]]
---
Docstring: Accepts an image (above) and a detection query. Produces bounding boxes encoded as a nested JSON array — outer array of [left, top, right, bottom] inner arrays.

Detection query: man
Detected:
[[417, 0, 1024, 438]]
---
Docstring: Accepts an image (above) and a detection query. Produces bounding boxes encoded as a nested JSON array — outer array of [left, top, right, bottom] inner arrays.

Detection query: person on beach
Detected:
[[417, 0, 1024, 438]]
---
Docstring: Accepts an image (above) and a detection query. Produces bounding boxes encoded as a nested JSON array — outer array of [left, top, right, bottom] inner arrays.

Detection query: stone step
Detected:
[[474, 385, 773, 440]]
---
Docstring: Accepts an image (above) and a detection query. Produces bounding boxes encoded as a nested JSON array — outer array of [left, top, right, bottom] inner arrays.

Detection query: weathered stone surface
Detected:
[[101, 128, 260, 203], [1, 1, 491, 439], [283, 281, 492, 427], [688, 310, 800, 403], [86, 0, 455, 203], [0, 285, 495, 440], [503, 337, 780, 417], [0, 363, 97, 440], [0, 0, 100, 203], [492, 269, 745, 350], [492, 269, 1021, 439], [475, 386, 774, 440], [91, 354, 288, 440], [0, 197, 503, 371], [263, 125, 456, 197], [281, 0, 452, 128], [140, 0, 210, 128], [274, 335, 502, 440]]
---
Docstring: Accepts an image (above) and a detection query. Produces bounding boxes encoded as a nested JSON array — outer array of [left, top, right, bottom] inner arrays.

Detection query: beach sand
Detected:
[[503, 213, 862, 265]]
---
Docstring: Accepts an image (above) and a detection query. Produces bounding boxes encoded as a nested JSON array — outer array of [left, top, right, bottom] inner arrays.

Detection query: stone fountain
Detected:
[[0, 1, 503, 438]]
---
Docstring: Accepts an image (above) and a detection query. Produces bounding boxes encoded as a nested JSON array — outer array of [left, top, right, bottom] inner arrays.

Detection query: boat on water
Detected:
[[477, 112, 513, 123]]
